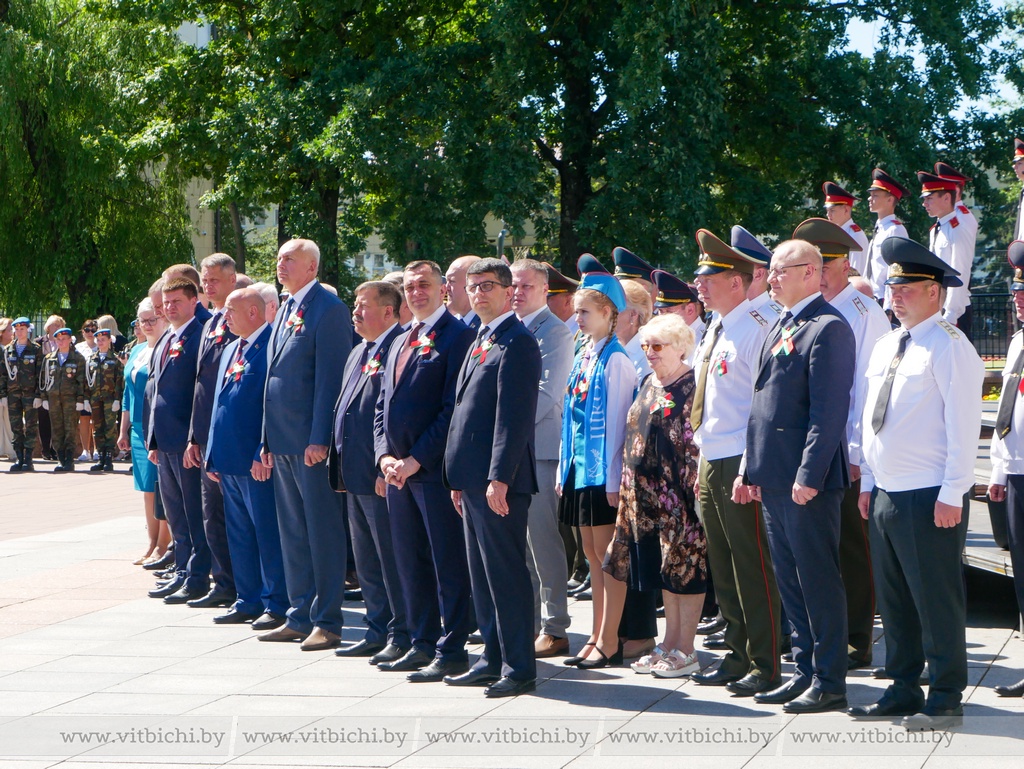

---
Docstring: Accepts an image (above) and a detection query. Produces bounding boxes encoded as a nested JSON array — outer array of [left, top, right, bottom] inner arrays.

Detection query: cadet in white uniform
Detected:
[[864, 168, 909, 302], [822, 181, 870, 275], [853, 236, 983, 731]]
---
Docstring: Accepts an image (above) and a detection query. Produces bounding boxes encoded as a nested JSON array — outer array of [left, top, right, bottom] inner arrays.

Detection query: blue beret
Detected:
[[12, 317, 30, 326], [578, 273, 627, 312], [54, 327, 72, 336]]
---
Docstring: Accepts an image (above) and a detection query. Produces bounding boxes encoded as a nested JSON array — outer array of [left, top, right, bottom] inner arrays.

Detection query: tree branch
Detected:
[[534, 136, 562, 170]]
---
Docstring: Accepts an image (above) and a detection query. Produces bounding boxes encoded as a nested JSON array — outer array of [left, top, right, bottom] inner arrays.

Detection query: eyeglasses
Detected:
[[466, 280, 508, 294], [767, 263, 810, 277], [640, 342, 669, 352], [136, 317, 158, 326]]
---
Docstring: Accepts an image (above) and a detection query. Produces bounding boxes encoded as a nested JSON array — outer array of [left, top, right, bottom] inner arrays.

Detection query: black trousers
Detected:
[[1002, 476, 1024, 624], [870, 486, 968, 710]]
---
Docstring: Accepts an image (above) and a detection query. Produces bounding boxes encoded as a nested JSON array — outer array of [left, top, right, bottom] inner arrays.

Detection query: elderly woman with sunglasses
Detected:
[[604, 313, 708, 678]]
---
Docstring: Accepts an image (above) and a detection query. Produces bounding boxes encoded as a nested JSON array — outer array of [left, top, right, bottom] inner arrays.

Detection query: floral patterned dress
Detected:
[[604, 370, 708, 594]]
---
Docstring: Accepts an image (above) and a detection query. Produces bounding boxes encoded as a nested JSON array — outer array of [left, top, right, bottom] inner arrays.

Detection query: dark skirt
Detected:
[[558, 465, 618, 527], [625, 535, 708, 596]]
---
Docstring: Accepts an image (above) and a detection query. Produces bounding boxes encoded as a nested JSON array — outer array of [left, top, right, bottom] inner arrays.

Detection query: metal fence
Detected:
[[972, 292, 1016, 363]]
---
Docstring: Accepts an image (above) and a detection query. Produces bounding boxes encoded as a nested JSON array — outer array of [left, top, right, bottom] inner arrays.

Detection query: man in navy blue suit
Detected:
[[374, 260, 476, 681], [443, 259, 541, 697], [205, 287, 288, 629], [259, 239, 352, 651], [330, 281, 409, 663], [739, 239, 856, 713], [184, 253, 239, 609], [146, 277, 210, 604]]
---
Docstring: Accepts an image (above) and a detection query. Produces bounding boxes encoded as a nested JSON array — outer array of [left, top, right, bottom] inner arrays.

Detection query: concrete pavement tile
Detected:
[[42, 692, 224, 716], [84, 639, 240, 658], [13, 622, 147, 642], [30, 655, 174, 676], [0, 653, 62, 672], [743, 759, 926, 769], [334, 696, 505, 719], [242, 675, 403, 698], [186, 695, 361, 718], [0, 622, 44, 639], [158, 657, 317, 679], [566, 759, 746, 769], [0, 691, 86, 716], [0, 670, 141, 693], [104, 673, 267, 697]]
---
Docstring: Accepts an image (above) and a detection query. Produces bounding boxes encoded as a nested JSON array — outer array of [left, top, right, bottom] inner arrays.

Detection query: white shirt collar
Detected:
[[242, 322, 270, 347], [905, 312, 943, 341], [719, 298, 753, 329], [459, 309, 478, 326], [786, 291, 821, 317], [413, 304, 448, 332], [170, 316, 197, 341], [479, 311, 515, 336], [517, 306, 547, 328], [286, 279, 318, 308], [364, 322, 399, 350]]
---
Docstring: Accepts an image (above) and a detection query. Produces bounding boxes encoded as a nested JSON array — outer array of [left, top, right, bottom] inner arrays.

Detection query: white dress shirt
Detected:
[[692, 299, 774, 461], [842, 218, 871, 276], [748, 290, 783, 323], [865, 214, 909, 301], [830, 282, 893, 466], [990, 330, 1024, 486], [929, 210, 975, 324], [859, 313, 983, 505]]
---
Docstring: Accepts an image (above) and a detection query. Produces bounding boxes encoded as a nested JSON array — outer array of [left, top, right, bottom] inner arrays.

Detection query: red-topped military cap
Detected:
[[822, 181, 857, 207], [869, 168, 909, 200]]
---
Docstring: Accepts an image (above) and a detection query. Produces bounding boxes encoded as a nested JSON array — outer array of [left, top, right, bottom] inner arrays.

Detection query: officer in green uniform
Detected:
[[85, 328, 124, 472], [1, 317, 43, 471], [39, 327, 86, 472]]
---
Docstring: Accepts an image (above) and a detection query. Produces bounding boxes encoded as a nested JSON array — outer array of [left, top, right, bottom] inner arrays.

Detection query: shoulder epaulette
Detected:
[[850, 223, 862, 233], [851, 296, 868, 316], [937, 319, 961, 339], [950, 216, 960, 228], [892, 219, 903, 226], [769, 301, 783, 313], [957, 203, 970, 215], [748, 309, 769, 327]]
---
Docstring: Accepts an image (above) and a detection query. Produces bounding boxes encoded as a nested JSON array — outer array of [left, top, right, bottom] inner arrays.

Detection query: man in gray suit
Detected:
[[511, 259, 574, 658], [738, 239, 856, 713], [258, 238, 353, 651]]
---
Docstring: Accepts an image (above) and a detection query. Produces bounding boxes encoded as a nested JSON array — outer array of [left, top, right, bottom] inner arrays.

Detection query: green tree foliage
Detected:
[[0, 0, 192, 326]]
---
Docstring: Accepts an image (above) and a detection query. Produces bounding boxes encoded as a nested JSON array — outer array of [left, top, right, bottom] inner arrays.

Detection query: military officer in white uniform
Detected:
[[822, 182, 870, 275], [730, 226, 783, 324], [918, 171, 975, 338], [864, 168, 909, 303]]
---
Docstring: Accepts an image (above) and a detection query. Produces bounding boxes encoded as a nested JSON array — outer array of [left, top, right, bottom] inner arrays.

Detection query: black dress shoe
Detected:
[[378, 647, 433, 672], [574, 643, 623, 669], [467, 632, 484, 644], [369, 644, 410, 665], [143, 552, 175, 570], [154, 568, 177, 580], [754, 677, 810, 704], [702, 630, 727, 650], [783, 688, 848, 714], [567, 577, 591, 596], [726, 673, 781, 697], [901, 708, 963, 730], [847, 654, 873, 670], [335, 639, 386, 658], [485, 677, 536, 698], [849, 696, 924, 718], [148, 577, 185, 599], [574, 588, 592, 601], [164, 586, 207, 604], [251, 611, 286, 631], [344, 588, 363, 602], [995, 678, 1024, 697], [444, 669, 501, 686], [187, 590, 236, 609], [780, 634, 792, 654], [213, 609, 260, 625], [692, 667, 743, 686], [696, 615, 726, 635], [408, 658, 469, 682]]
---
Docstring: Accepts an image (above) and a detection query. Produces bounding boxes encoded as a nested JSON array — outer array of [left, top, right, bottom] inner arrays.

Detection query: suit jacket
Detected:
[[329, 324, 404, 494], [147, 317, 203, 454], [374, 309, 475, 483], [262, 282, 352, 454], [206, 325, 273, 476], [188, 309, 238, 448], [443, 316, 541, 494], [744, 294, 855, 491], [522, 307, 574, 462]]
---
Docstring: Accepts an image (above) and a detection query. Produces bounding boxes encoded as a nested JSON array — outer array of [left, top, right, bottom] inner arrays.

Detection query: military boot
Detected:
[[9, 448, 24, 472], [102, 451, 114, 472], [90, 451, 105, 472], [21, 450, 34, 472], [64, 450, 76, 472], [54, 450, 71, 472]]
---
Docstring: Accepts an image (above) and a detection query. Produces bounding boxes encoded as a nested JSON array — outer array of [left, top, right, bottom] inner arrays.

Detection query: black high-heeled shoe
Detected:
[[563, 642, 596, 666], [575, 643, 624, 669]]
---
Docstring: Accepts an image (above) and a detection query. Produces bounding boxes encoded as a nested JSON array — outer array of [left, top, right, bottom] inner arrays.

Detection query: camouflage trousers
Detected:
[[6, 393, 37, 450], [90, 399, 120, 452], [47, 395, 79, 456]]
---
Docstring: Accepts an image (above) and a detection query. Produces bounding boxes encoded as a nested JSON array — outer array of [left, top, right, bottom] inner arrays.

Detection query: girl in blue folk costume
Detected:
[[557, 272, 637, 668]]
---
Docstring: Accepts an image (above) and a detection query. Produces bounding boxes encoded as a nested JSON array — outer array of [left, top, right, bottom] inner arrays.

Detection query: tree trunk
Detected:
[[229, 201, 246, 274], [315, 173, 341, 288]]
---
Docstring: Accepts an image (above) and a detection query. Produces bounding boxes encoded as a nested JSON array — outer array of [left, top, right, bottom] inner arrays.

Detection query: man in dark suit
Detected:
[[146, 277, 210, 604], [205, 287, 288, 629], [258, 238, 352, 651], [739, 239, 856, 713], [443, 259, 541, 697], [330, 281, 409, 663], [374, 260, 476, 681], [184, 253, 239, 609]]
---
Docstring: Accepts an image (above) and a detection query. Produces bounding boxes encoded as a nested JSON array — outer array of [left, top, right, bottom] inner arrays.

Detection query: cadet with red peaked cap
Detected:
[[792, 217, 891, 670], [917, 171, 974, 335], [864, 169, 910, 303], [730, 226, 782, 320], [988, 239, 1024, 700], [933, 162, 977, 237], [822, 183, 869, 275], [1013, 140, 1024, 241], [576, 253, 610, 277]]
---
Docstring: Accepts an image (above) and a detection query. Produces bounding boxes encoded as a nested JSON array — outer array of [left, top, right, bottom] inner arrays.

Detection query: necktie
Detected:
[[689, 320, 722, 431], [339, 342, 371, 409], [159, 336, 172, 371], [274, 298, 294, 353], [395, 322, 423, 383], [870, 330, 911, 434], [224, 339, 247, 383], [995, 341, 1024, 438]]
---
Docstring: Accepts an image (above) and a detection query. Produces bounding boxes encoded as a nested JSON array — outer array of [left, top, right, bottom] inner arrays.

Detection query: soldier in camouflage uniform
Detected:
[[0, 318, 43, 471], [39, 328, 86, 472], [85, 328, 124, 472]]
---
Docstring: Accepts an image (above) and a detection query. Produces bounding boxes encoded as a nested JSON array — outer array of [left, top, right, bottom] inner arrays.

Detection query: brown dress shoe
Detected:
[[300, 626, 341, 651], [534, 634, 570, 658], [258, 626, 308, 643]]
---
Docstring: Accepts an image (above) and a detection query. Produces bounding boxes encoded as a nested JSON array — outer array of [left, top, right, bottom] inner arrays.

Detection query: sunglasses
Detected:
[[83, 327, 98, 333], [640, 342, 669, 352]]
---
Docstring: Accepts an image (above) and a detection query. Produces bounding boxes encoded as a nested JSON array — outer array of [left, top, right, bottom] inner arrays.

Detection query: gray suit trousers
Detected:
[[526, 459, 570, 637]]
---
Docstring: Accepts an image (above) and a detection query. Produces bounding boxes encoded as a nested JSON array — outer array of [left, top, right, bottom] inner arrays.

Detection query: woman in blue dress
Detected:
[[117, 298, 169, 565]]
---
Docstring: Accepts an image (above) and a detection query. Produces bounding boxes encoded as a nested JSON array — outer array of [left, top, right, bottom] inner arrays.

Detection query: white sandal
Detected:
[[630, 644, 667, 674], [650, 649, 700, 679]]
